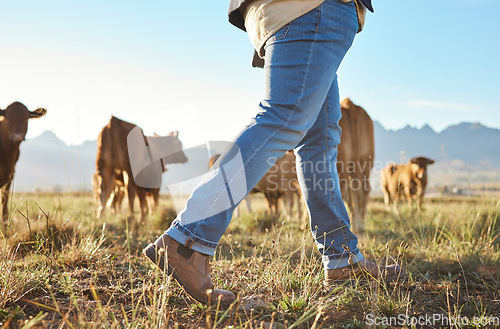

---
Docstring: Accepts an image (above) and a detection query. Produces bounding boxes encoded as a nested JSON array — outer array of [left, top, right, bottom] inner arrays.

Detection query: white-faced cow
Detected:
[[0, 102, 47, 220], [380, 156, 435, 214], [93, 116, 187, 221]]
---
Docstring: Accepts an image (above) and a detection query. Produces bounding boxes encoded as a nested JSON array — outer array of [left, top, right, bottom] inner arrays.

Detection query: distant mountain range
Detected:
[[15, 131, 96, 192], [374, 122, 500, 169], [11, 122, 500, 192]]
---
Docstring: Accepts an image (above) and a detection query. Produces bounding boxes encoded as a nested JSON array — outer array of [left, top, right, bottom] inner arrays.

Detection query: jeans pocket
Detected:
[[266, 22, 292, 45], [335, 0, 355, 5]]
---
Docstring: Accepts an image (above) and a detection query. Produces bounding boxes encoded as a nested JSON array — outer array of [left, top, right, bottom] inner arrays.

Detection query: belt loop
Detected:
[[184, 239, 195, 250]]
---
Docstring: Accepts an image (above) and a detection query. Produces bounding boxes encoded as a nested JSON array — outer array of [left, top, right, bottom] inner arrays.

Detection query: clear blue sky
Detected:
[[1, 0, 499, 147]]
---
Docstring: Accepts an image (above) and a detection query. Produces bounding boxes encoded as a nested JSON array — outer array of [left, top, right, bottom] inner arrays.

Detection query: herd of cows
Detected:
[[0, 99, 434, 229]]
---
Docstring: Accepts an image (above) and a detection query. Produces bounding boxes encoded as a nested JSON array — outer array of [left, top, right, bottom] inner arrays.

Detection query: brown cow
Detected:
[[208, 154, 252, 217], [337, 98, 375, 232], [107, 133, 172, 215], [208, 151, 302, 219], [254, 151, 302, 219], [380, 156, 435, 214], [0, 102, 47, 221], [94, 116, 187, 221]]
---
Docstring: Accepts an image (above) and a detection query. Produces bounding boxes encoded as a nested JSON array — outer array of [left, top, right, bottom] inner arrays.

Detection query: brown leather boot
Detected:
[[143, 236, 236, 305], [325, 259, 406, 285]]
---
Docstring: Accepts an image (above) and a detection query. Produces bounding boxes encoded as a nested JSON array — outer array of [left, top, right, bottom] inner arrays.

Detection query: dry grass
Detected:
[[0, 192, 499, 328]]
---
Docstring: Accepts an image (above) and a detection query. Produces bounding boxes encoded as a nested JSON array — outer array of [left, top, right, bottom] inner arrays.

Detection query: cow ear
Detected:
[[427, 158, 435, 165], [30, 108, 47, 119], [170, 130, 179, 138]]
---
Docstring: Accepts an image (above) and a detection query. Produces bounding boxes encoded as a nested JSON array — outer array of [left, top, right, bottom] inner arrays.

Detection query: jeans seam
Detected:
[[324, 95, 350, 258], [266, 22, 291, 44], [316, 2, 321, 31]]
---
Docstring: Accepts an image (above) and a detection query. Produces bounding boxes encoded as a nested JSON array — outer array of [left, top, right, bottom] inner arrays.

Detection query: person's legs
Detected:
[[143, 0, 395, 303], [161, 0, 359, 256]]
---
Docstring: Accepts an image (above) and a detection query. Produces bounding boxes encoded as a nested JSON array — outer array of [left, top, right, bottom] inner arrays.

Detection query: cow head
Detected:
[[165, 131, 189, 164], [128, 128, 188, 189], [0, 102, 47, 143], [148, 131, 188, 165], [410, 157, 435, 180]]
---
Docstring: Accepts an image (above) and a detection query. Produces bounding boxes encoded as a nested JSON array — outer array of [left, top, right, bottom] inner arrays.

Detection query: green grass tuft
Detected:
[[0, 192, 498, 328]]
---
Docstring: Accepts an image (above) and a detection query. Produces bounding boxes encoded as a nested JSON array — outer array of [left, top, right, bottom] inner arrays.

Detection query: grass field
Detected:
[[0, 191, 499, 328]]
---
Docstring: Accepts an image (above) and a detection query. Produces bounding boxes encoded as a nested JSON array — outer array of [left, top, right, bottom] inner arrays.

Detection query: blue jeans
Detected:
[[161, 0, 363, 269]]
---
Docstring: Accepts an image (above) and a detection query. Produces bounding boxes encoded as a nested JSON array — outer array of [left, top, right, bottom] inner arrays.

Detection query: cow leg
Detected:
[[152, 190, 159, 215], [352, 173, 370, 233], [233, 195, 252, 218], [294, 190, 302, 221], [273, 194, 281, 218], [360, 187, 370, 220], [351, 191, 364, 234], [152, 190, 159, 213], [96, 170, 115, 218], [245, 195, 253, 213], [296, 192, 301, 220], [417, 190, 425, 215], [127, 181, 137, 218], [147, 189, 159, 214], [392, 190, 400, 215], [272, 196, 280, 222], [92, 172, 100, 214], [1, 181, 11, 221], [297, 192, 309, 230], [117, 187, 125, 213], [111, 186, 125, 214], [405, 186, 414, 214], [382, 187, 391, 211], [360, 170, 371, 220], [265, 193, 278, 219], [110, 187, 118, 213], [137, 189, 148, 223], [283, 190, 294, 220], [265, 193, 273, 215]]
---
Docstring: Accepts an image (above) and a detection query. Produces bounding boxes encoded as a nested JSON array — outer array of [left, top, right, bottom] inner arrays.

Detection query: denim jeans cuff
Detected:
[[165, 224, 217, 256], [323, 251, 364, 270]]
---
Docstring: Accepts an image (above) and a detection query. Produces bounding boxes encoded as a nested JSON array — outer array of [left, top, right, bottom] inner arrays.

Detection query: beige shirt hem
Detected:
[[244, 0, 366, 59], [244, 0, 325, 58]]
